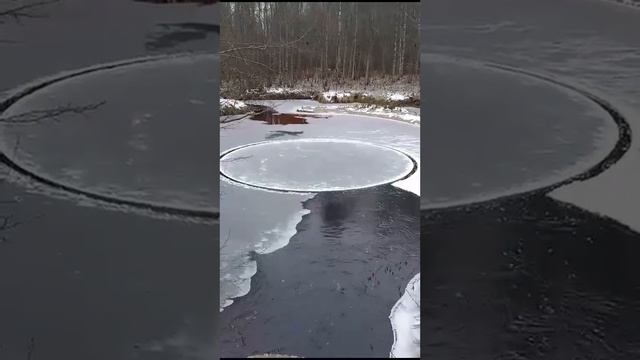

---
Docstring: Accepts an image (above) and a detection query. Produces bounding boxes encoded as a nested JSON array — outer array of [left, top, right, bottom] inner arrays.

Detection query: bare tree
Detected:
[[220, 2, 419, 93]]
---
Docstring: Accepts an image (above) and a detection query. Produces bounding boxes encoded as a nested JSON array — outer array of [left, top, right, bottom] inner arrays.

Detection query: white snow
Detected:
[[321, 91, 336, 102], [550, 98, 640, 231], [398, 113, 421, 124], [387, 93, 409, 101], [220, 98, 247, 110], [266, 87, 285, 94], [392, 169, 421, 196], [321, 91, 353, 102], [389, 273, 421, 358], [265, 87, 306, 95], [344, 104, 421, 125]]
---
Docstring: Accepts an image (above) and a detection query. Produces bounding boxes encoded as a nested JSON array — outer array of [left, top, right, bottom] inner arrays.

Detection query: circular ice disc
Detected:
[[0, 53, 217, 214], [421, 55, 619, 209], [220, 139, 416, 192]]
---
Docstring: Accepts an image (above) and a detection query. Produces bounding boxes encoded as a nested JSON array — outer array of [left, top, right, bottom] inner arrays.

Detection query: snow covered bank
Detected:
[[316, 90, 419, 108], [346, 104, 420, 124], [389, 273, 421, 358], [220, 98, 249, 115], [221, 76, 419, 108], [293, 101, 420, 126]]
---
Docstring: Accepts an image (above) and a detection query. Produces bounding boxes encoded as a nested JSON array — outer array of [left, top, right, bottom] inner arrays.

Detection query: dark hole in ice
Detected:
[[250, 110, 327, 125]]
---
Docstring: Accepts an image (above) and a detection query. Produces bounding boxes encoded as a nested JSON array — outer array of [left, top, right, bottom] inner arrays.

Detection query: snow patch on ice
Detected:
[[392, 170, 420, 196]]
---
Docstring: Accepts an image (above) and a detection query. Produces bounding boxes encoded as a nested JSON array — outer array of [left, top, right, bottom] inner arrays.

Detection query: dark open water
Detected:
[[0, 1, 218, 359], [423, 0, 640, 358]]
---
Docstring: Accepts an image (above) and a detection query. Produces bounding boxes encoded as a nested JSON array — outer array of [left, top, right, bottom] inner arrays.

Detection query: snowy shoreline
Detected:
[[221, 86, 419, 115]]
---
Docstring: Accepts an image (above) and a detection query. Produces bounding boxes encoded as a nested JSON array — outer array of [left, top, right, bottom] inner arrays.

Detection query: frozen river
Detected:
[[219, 101, 420, 357]]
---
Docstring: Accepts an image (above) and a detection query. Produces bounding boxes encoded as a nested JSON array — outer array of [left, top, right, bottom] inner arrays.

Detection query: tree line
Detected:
[[221, 2, 419, 90]]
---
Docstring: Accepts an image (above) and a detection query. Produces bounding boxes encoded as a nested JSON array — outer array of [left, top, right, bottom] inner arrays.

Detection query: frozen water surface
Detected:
[[0, 53, 217, 213], [220, 139, 415, 192], [219, 107, 420, 311], [422, 56, 618, 209]]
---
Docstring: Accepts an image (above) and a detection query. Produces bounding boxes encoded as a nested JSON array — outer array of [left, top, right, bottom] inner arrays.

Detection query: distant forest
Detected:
[[221, 2, 419, 90]]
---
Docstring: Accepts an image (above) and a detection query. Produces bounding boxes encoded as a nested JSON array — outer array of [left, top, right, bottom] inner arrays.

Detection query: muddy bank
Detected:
[[219, 186, 420, 358]]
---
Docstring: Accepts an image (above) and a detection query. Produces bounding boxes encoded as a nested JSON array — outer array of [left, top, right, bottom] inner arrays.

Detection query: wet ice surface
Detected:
[[221, 139, 415, 192], [1, 54, 217, 213], [424, 0, 640, 358], [422, 56, 618, 209]]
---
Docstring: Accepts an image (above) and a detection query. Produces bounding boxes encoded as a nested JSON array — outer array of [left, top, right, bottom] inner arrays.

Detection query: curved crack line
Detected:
[[421, 55, 631, 212]]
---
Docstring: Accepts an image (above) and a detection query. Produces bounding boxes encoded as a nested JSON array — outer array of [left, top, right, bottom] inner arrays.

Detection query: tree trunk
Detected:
[[336, 2, 342, 79], [351, 3, 358, 80], [324, 3, 329, 78], [392, 12, 398, 77], [400, 4, 407, 77]]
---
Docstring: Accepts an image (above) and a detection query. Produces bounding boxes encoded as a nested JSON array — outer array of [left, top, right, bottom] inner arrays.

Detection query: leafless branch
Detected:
[[221, 53, 276, 73], [220, 26, 313, 55]]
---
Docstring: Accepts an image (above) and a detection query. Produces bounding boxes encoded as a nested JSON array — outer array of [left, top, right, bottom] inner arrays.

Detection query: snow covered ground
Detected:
[[220, 98, 247, 111], [297, 102, 420, 125], [346, 104, 420, 124]]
